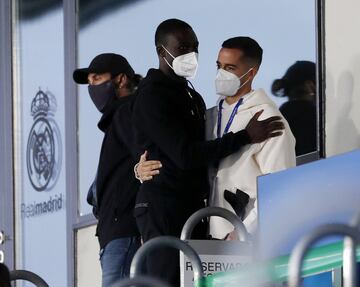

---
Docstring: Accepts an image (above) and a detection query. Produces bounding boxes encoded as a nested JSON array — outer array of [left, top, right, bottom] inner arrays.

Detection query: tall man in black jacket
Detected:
[[73, 54, 160, 287], [132, 19, 284, 286]]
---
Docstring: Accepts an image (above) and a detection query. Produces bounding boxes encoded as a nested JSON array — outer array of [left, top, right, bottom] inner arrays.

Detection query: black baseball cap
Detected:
[[73, 53, 135, 84]]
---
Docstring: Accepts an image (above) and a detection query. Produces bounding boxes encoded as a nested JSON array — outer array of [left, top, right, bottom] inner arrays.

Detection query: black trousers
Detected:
[[134, 192, 205, 287]]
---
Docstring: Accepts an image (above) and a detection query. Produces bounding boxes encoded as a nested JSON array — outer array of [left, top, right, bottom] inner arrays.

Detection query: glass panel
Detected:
[[77, 0, 317, 215], [13, 1, 67, 286]]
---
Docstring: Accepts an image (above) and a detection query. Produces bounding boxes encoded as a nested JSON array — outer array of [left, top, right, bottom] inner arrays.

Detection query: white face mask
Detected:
[[215, 68, 253, 97], [162, 45, 199, 79]]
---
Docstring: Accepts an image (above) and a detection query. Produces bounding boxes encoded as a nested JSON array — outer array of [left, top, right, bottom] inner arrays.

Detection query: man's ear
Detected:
[[156, 45, 166, 58], [250, 66, 259, 80], [115, 73, 127, 88]]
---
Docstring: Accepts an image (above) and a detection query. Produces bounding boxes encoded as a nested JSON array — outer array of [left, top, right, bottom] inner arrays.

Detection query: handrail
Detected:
[[195, 241, 360, 286], [343, 212, 360, 287], [180, 207, 248, 241], [288, 223, 359, 287], [130, 236, 204, 283], [9, 270, 49, 287]]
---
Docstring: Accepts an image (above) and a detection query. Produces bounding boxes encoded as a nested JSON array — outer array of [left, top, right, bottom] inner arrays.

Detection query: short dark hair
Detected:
[[127, 73, 143, 93], [155, 18, 192, 47], [222, 37, 263, 67]]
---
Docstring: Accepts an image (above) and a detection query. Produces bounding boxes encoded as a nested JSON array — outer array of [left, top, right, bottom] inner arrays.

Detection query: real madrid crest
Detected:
[[26, 89, 62, 192]]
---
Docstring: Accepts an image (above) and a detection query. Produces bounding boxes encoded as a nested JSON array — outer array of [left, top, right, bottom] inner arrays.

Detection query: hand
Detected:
[[136, 151, 162, 182], [224, 230, 239, 241], [245, 110, 285, 143]]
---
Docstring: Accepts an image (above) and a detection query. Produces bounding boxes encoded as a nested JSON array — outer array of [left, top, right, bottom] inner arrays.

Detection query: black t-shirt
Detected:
[[280, 99, 316, 156]]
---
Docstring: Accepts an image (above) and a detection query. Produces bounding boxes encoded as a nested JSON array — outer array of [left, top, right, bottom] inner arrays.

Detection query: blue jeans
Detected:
[[99, 236, 141, 287]]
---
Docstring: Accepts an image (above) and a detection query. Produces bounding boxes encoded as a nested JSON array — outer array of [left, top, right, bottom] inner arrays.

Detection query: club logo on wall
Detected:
[[26, 89, 62, 192]]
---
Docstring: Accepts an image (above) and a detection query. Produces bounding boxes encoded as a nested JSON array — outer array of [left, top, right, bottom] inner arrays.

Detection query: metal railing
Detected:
[[180, 206, 249, 241], [10, 270, 49, 287], [288, 223, 360, 287], [130, 235, 204, 284]]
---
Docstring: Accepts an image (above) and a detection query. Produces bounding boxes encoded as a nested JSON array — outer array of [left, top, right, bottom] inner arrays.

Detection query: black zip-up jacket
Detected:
[[133, 69, 251, 202], [96, 95, 140, 249]]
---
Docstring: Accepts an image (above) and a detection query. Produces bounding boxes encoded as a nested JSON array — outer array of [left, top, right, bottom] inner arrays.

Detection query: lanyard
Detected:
[[217, 97, 243, 138]]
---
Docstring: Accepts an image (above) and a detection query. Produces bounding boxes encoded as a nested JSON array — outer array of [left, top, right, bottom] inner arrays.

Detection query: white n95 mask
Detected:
[[215, 68, 253, 96], [162, 45, 198, 79]]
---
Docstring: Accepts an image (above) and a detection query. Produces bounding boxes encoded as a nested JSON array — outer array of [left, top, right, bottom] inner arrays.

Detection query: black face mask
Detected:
[[88, 81, 117, 113]]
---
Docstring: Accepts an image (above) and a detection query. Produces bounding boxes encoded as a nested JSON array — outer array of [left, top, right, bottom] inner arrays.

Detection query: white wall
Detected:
[[76, 225, 101, 287], [325, 0, 360, 156]]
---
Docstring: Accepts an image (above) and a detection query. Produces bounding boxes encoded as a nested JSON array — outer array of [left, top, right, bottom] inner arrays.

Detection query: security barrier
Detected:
[[125, 209, 360, 287]]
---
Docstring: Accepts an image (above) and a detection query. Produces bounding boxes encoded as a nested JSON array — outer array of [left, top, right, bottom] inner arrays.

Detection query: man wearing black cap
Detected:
[[73, 53, 159, 286], [132, 19, 285, 286]]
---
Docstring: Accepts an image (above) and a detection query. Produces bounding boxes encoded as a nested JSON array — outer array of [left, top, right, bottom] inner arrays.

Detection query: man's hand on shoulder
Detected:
[[245, 110, 284, 143]]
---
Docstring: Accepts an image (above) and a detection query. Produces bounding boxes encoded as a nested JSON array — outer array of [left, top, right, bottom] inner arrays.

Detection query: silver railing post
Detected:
[[343, 213, 360, 287], [180, 206, 249, 241], [130, 236, 204, 283], [288, 223, 359, 287]]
